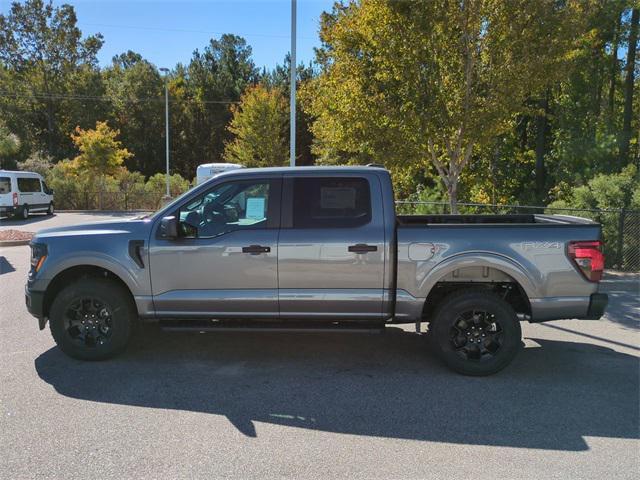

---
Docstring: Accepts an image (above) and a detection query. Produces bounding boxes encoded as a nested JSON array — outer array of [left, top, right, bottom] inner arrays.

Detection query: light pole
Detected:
[[159, 67, 170, 199], [289, 0, 296, 167]]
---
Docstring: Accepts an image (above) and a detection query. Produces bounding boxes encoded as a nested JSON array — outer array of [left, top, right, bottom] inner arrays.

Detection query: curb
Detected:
[[57, 210, 151, 214], [0, 239, 31, 247]]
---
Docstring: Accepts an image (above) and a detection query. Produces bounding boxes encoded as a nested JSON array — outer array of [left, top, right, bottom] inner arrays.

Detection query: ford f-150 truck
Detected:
[[25, 166, 608, 375]]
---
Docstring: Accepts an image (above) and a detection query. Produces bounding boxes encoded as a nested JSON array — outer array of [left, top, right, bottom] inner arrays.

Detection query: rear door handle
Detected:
[[242, 245, 271, 255], [348, 244, 378, 254]]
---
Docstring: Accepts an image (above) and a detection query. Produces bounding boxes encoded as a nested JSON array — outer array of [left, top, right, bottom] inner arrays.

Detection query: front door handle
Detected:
[[348, 244, 378, 254], [242, 245, 271, 255]]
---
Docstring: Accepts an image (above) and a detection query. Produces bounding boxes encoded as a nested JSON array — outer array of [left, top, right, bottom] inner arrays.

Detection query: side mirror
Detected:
[[160, 215, 178, 239]]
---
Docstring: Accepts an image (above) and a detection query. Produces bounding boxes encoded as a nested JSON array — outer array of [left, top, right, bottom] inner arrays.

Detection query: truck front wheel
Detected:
[[49, 278, 135, 360], [431, 290, 522, 376]]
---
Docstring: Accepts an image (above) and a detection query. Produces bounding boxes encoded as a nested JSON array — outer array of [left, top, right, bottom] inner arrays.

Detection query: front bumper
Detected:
[[25, 285, 47, 330], [584, 293, 608, 320]]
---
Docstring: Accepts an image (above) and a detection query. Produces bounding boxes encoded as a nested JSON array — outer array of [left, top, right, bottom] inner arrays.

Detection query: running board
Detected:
[[159, 319, 384, 334]]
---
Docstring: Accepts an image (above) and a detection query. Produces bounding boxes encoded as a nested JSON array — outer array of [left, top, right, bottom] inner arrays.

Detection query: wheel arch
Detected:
[[43, 265, 136, 318], [419, 254, 536, 322]]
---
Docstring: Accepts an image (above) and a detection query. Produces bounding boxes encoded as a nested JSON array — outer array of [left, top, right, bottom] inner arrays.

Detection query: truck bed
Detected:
[[396, 214, 597, 226], [394, 213, 603, 323]]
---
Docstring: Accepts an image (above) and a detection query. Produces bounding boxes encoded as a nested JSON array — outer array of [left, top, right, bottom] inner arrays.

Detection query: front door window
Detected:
[[178, 180, 274, 238]]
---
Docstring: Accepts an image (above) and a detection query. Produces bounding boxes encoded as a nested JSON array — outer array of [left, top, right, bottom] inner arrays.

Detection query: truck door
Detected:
[[278, 173, 386, 320], [148, 177, 281, 318]]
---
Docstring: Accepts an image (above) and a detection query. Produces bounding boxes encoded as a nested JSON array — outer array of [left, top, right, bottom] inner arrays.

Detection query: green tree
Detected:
[[619, 8, 639, 166], [224, 84, 289, 167], [0, 0, 104, 159], [541, 2, 631, 190], [305, 0, 586, 212], [170, 35, 258, 178], [103, 51, 164, 176], [0, 122, 20, 168], [261, 54, 317, 165]]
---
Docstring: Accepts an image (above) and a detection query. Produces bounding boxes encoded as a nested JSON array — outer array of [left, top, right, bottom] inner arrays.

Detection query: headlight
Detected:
[[30, 243, 48, 273]]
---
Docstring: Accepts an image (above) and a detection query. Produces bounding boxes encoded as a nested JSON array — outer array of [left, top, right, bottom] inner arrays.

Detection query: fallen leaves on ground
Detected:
[[0, 229, 34, 241]]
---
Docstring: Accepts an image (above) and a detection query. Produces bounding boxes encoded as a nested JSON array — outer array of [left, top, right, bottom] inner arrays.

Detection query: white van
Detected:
[[0, 170, 54, 219], [196, 163, 243, 185]]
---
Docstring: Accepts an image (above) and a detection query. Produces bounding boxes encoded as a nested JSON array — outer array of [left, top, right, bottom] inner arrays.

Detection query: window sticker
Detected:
[[320, 187, 356, 209], [245, 197, 266, 219]]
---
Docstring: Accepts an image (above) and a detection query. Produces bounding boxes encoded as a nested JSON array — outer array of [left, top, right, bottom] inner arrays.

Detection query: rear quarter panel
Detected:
[[396, 223, 602, 301]]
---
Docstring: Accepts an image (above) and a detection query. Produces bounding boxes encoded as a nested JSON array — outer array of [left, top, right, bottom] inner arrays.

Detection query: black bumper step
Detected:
[[158, 319, 384, 334]]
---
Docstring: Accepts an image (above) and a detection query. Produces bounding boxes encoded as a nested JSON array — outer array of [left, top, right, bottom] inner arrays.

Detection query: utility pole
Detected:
[[290, 0, 297, 167], [160, 67, 171, 198]]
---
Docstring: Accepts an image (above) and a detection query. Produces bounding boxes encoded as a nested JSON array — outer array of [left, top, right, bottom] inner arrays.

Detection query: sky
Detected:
[[0, 0, 335, 70]]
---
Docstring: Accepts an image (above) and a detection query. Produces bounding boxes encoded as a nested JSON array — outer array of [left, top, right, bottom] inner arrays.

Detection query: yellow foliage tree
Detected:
[[71, 121, 132, 182], [304, 0, 588, 212]]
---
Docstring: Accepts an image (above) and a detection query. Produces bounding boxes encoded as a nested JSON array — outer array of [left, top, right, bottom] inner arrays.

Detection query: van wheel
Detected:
[[431, 290, 522, 376], [46, 202, 54, 215], [49, 278, 135, 361], [20, 205, 29, 219]]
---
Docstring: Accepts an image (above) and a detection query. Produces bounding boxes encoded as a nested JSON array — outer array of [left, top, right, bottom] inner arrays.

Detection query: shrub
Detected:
[[17, 151, 53, 177]]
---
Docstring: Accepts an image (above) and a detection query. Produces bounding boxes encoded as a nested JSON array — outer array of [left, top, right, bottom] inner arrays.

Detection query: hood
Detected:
[[33, 218, 151, 241]]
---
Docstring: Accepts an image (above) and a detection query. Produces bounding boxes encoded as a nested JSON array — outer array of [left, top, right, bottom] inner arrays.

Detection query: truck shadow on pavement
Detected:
[[0, 214, 51, 226], [0, 256, 16, 275], [34, 327, 639, 451]]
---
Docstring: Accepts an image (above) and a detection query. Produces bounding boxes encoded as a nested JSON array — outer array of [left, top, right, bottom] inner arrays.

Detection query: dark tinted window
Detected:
[[292, 177, 371, 228], [17, 177, 41, 192], [0, 177, 10, 194], [42, 181, 53, 195]]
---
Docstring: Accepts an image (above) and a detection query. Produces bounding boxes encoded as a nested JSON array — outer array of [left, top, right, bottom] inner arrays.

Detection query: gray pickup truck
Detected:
[[25, 166, 608, 375]]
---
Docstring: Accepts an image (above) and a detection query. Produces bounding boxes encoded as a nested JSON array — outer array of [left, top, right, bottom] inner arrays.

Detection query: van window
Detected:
[[292, 177, 371, 228], [17, 177, 41, 193], [0, 177, 10, 194]]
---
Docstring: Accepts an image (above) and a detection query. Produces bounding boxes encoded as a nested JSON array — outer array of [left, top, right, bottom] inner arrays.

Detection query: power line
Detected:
[[0, 92, 240, 105], [82, 22, 316, 41]]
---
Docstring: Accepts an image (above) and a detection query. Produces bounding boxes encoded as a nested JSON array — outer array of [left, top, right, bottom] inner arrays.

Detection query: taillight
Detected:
[[12, 192, 18, 206], [568, 240, 604, 282]]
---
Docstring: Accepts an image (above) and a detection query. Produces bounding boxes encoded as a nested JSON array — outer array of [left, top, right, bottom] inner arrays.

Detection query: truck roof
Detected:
[[0, 169, 42, 177], [215, 165, 388, 177]]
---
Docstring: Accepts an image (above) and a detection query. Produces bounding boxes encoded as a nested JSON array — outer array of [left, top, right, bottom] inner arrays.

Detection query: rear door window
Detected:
[[0, 177, 11, 194], [17, 177, 41, 192], [291, 177, 372, 228]]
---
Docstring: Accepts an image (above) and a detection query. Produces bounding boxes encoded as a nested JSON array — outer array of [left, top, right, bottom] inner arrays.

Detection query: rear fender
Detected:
[[417, 252, 539, 300]]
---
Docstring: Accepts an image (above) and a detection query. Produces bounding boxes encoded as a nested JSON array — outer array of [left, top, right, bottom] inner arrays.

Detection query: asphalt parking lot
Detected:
[[1, 213, 639, 479]]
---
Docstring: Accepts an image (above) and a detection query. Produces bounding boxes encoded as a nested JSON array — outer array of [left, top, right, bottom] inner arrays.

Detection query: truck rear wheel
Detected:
[[431, 290, 522, 376], [49, 278, 135, 360]]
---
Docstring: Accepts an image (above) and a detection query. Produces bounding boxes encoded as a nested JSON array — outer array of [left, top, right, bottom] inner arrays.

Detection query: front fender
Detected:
[[36, 251, 146, 296]]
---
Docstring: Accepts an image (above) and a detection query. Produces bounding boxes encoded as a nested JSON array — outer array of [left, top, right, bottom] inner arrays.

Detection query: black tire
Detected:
[[49, 277, 135, 360], [46, 202, 54, 215], [431, 290, 522, 376], [20, 205, 29, 219]]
